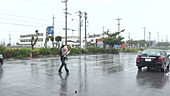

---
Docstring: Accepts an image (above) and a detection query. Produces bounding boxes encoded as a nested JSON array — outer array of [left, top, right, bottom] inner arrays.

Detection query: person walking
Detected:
[[58, 45, 69, 74], [0, 54, 3, 67]]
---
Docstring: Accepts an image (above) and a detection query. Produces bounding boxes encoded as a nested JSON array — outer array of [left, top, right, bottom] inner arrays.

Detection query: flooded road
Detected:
[[0, 53, 170, 96]]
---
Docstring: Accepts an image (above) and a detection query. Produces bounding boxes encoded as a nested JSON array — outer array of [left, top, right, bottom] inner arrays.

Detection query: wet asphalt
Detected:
[[0, 53, 170, 96]]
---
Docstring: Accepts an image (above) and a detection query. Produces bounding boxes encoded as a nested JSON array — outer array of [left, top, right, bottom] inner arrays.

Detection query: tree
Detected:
[[55, 36, 62, 47], [49, 36, 54, 47], [103, 29, 125, 49], [31, 30, 39, 50]]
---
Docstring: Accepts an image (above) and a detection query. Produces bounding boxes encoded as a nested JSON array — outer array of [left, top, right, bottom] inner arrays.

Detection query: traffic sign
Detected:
[[47, 26, 54, 35]]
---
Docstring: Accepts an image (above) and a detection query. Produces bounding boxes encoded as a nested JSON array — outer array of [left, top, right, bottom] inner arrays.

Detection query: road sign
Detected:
[[47, 26, 54, 35]]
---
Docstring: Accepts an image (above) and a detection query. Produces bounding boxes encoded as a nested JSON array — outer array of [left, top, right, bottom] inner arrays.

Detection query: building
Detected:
[[18, 32, 105, 48], [19, 33, 81, 48], [85, 34, 105, 48], [19, 33, 44, 48], [61, 36, 80, 47]]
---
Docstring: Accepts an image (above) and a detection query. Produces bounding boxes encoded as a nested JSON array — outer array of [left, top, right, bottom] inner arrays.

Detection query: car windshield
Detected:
[[141, 50, 161, 56]]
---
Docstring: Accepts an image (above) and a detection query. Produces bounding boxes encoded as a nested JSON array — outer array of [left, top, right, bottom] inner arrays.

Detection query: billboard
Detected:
[[96, 39, 103, 45]]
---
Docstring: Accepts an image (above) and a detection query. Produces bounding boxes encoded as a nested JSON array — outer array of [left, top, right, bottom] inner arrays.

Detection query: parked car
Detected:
[[165, 50, 170, 59], [136, 49, 170, 72], [0, 54, 3, 66]]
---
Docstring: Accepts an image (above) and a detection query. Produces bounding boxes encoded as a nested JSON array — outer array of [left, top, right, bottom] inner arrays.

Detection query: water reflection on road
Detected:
[[1, 53, 170, 96], [136, 69, 169, 89]]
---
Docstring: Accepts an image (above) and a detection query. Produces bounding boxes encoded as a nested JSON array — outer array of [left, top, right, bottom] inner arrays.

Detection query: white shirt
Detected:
[[0, 54, 3, 59]]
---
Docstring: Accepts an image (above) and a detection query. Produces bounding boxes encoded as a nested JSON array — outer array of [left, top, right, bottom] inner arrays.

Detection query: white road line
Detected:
[[124, 67, 137, 71]]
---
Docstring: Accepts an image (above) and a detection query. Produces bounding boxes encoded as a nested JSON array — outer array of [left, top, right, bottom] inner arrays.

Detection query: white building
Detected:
[[18, 32, 105, 48], [19, 33, 81, 48], [19, 33, 44, 48], [61, 36, 80, 47]]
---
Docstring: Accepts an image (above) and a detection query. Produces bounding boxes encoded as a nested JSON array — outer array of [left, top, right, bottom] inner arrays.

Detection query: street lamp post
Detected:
[[61, 0, 68, 45]]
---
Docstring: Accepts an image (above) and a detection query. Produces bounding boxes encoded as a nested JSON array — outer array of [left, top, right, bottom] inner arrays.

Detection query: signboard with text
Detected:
[[47, 26, 54, 35]]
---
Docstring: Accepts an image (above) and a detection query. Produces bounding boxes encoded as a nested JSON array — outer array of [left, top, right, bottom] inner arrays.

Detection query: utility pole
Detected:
[[128, 32, 131, 48], [102, 26, 105, 38], [157, 32, 159, 44], [149, 32, 151, 47], [9, 34, 11, 46], [52, 15, 55, 27], [52, 15, 55, 44], [143, 27, 146, 41], [78, 11, 82, 48], [61, 0, 68, 45], [116, 17, 122, 32], [84, 12, 87, 49]]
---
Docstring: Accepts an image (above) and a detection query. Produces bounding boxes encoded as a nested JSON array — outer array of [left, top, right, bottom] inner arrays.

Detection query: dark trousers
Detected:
[[58, 57, 69, 73], [0, 59, 3, 65]]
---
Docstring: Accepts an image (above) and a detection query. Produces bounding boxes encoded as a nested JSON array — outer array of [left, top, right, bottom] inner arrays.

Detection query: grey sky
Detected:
[[0, 0, 169, 44]]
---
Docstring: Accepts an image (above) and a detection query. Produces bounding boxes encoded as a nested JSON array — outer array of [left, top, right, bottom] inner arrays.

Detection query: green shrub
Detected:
[[32, 48, 40, 57], [70, 48, 81, 55], [80, 48, 89, 54], [111, 49, 120, 54], [4, 49, 12, 58], [0, 46, 6, 54], [120, 48, 139, 53], [49, 47, 60, 56], [11, 48, 31, 59], [87, 47, 98, 53], [104, 49, 111, 53], [39, 48, 51, 55]]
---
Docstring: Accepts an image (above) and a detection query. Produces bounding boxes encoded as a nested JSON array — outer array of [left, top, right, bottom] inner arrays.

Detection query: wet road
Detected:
[[0, 53, 170, 96]]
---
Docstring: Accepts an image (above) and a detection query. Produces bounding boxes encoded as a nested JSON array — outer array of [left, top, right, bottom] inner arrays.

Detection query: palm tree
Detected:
[[55, 36, 62, 48]]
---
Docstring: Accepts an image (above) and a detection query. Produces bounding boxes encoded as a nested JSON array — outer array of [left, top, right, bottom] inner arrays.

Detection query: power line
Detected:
[[0, 21, 46, 27], [0, 17, 48, 25], [0, 12, 49, 21]]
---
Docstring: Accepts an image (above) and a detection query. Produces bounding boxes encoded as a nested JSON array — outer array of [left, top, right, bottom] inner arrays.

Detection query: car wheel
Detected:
[[138, 66, 142, 70]]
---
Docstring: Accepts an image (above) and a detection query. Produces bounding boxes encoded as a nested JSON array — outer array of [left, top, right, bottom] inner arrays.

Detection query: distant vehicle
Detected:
[[136, 49, 170, 72], [0, 54, 3, 66]]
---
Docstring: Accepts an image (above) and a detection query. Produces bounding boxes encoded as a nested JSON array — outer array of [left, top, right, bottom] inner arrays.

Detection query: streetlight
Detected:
[[61, 0, 68, 45]]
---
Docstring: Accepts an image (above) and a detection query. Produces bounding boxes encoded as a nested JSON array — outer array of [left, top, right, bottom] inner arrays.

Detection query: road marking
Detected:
[[124, 67, 137, 71]]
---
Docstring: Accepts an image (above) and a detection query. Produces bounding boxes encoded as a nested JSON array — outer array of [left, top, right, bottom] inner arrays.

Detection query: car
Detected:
[[165, 50, 170, 59], [136, 49, 170, 72]]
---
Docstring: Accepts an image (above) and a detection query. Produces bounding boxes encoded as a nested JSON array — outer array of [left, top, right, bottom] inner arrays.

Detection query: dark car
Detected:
[[136, 49, 170, 72]]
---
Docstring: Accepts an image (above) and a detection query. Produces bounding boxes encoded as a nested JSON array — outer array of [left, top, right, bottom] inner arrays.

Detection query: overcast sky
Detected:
[[0, 0, 170, 45]]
